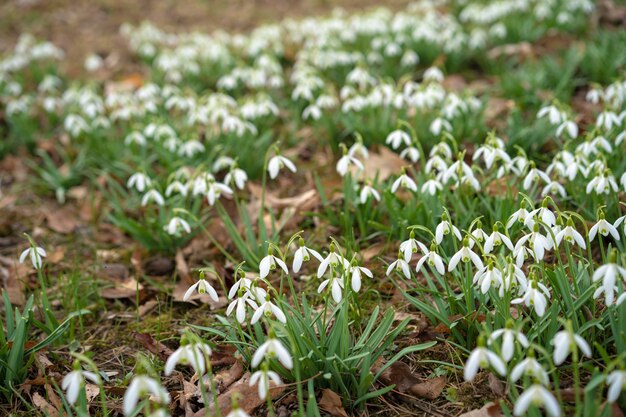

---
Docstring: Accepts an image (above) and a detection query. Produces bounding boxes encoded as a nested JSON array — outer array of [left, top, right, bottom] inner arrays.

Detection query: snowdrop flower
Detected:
[[206, 179, 232, 206], [488, 325, 529, 362], [123, 376, 170, 416], [510, 356, 549, 385], [391, 168, 417, 193], [19, 244, 46, 270], [127, 172, 152, 192], [415, 243, 446, 275], [484, 224, 514, 254], [555, 120, 578, 138], [359, 182, 380, 204], [511, 277, 550, 317], [555, 218, 586, 249], [251, 338, 293, 369], [586, 170, 619, 194], [589, 214, 620, 241], [399, 231, 428, 262], [449, 238, 484, 272], [165, 181, 188, 197], [464, 344, 506, 382], [515, 225, 552, 263], [125, 132, 147, 146], [385, 129, 411, 150], [259, 249, 289, 279], [164, 342, 212, 376], [435, 212, 462, 244], [386, 253, 412, 279], [506, 201, 531, 230], [348, 140, 369, 160], [349, 261, 372, 292], [224, 165, 248, 190], [597, 111, 621, 130], [251, 296, 287, 324], [141, 189, 165, 207], [525, 201, 557, 229], [164, 216, 191, 236], [607, 370, 626, 403], [336, 145, 364, 177], [551, 326, 592, 365], [62, 368, 100, 404], [423, 67, 444, 82], [430, 117, 452, 136], [318, 276, 344, 303], [473, 263, 503, 294], [592, 255, 626, 306], [226, 291, 258, 324], [522, 162, 550, 190], [514, 385, 560, 417], [317, 244, 349, 277], [250, 368, 282, 400], [537, 104, 564, 125], [421, 177, 443, 195], [183, 274, 219, 302], [400, 146, 420, 163], [292, 239, 323, 273], [541, 181, 567, 198], [268, 153, 297, 179]]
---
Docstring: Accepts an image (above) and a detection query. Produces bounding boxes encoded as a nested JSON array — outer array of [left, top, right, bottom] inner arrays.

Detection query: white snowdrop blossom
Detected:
[[551, 328, 592, 365], [251, 338, 293, 369], [349, 262, 372, 292], [514, 385, 560, 417], [250, 369, 282, 400], [268, 154, 297, 179], [391, 169, 418, 193], [19, 245, 47, 270], [251, 293, 288, 323], [317, 276, 344, 303], [511, 279, 551, 316], [259, 251, 289, 279], [359, 183, 380, 204], [206, 180, 232, 206], [183, 276, 219, 302], [127, 172, 152, 192], [589, 217, 620, 241], [435, 214, 462, 244], [607, 370, 626, 403], [592, 260, 626, 306], [487, 327, 529, 362], [448, 240, 484, 272], [385, 129, 411, 149], [415, 245, 446, 275], [510, 357, 549, 385], [164, 342, 212, 376], [141, 189, 165, 206], [123, 376, 170, 416], [164, 217, 191, 235], [62, 369, 100, 405], [292, 240, 323, 273], [463, 346, 507, 382]]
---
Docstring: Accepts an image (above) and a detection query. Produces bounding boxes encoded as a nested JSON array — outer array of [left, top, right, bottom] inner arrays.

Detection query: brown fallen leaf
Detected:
[[458, 402, 503, 417], [32, 392, 58, 416], [99, 263, 144, 299], [46, 206, 80, 234], [353, 146, 406, 182], [318, 389, 349, 417], [0, 254, 26, 305], [488, 373, 505, 397], [192, 372, 285, 417], [133, 332, 174, 361], [213, 360, 244, 394], [409, 376, 447, 400], [144, 256, 175, 276]]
